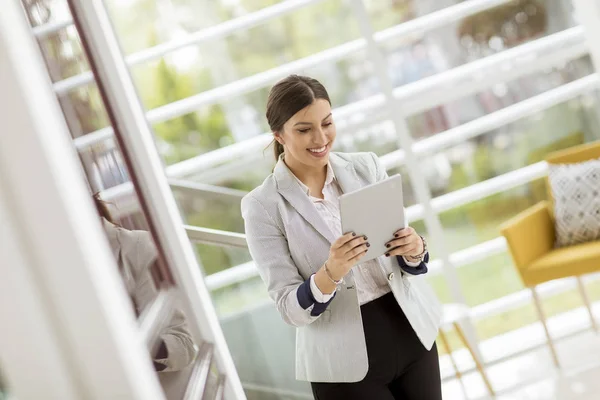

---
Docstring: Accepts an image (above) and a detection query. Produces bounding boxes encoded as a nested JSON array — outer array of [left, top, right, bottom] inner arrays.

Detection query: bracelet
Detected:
[[407, 235, 427, 261], [324, 262, 343, 285]]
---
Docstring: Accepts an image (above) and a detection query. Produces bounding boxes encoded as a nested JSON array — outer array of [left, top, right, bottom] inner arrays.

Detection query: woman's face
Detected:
[[276, 98, 336, 171]]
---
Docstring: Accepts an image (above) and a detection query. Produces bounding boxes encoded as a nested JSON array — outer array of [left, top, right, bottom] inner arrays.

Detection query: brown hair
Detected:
[[265, 75, 331, 161], [93, 192, 116, 224]]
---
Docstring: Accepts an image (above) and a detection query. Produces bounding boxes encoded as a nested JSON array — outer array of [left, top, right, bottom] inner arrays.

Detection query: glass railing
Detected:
[[182, 217, 600, 398]]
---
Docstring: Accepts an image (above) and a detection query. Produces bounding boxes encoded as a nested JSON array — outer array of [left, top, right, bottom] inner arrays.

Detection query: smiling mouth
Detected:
[[307, 143, 329, 155]]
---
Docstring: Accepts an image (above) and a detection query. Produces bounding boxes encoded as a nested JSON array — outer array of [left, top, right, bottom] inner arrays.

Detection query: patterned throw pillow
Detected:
[[548, 158, 600, 247]]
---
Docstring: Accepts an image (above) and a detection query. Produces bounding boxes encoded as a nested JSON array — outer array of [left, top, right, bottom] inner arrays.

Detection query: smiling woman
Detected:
[[242, 75, 441, 400]]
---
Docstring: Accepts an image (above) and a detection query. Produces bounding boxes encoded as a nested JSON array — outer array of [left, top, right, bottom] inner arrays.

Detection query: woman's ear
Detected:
[[274, 132, 285, 145]]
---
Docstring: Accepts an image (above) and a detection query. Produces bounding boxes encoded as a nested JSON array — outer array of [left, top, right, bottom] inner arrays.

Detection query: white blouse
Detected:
[[292, 163, 421, 305]]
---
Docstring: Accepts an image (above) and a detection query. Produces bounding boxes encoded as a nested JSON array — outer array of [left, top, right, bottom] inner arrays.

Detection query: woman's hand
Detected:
[[314, 232, 369, 294], [327, 232, 370, 280], [384, 227, 424, 258]]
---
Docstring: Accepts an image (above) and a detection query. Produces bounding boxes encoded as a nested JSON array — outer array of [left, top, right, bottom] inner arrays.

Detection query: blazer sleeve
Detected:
[[369, 152, 429, 276], [242, 195, 334, 327]]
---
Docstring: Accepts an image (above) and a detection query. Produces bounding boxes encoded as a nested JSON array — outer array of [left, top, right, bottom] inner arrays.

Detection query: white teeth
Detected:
[[309, 146, 327, 153]]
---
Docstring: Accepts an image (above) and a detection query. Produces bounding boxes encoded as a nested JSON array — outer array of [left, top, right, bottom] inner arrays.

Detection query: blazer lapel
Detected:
[[274, 157, 337, 244], [329, 153, 363, 195]]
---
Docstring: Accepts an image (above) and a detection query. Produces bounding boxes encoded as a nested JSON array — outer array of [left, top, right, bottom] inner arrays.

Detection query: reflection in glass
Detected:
[[98, 200, 196, 372]]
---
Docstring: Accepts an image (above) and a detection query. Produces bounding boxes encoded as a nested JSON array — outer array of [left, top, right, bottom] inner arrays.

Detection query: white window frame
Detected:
[[0, 1, 165, 398]]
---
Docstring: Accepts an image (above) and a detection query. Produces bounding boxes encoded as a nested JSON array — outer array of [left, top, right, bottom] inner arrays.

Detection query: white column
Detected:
[[348, 0, 466, 303], [64, 1, 246, 398], [0, 179, 81, 400], [0, 1, 165, 399], [349, 0, 490, 362]]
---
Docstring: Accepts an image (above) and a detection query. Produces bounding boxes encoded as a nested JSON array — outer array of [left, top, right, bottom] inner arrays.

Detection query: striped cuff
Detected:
[[297, 275, 336, 316], [396, 252, 429, 275]]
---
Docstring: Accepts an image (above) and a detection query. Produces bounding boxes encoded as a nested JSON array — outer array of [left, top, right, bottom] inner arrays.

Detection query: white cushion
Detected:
[[548, 158, 600, 247]]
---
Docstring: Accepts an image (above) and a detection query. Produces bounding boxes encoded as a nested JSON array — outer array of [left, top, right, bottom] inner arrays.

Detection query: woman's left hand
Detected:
[[384, 226, 423, 258]]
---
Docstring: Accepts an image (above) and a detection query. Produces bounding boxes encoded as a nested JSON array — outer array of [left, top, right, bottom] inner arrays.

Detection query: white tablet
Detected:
[[339, 174, 406, 263]]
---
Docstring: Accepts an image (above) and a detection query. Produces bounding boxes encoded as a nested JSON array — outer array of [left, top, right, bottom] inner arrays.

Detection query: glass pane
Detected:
[[102, 0, 375, 167], [475, 276, 600, 343], [204, 246, 312, 399], [196, 241, 252, 277], [458, 252, 524, 307], [34, 25, 90, 82], [174, 186, 245, 234], [221, 296, 312, 399], [366, 0, 431, 32], [406, 221, 456, 305], [77, 139, 202, 381], [26, 2, 109, 138], [109, 0, 361, 74], [425, 93, 600, 198], [374, 0, 576, 89], [406, 56, 595, 144], [24, 0, 71, 28], [132, 47, 371, 165], [437, 180, 545, 255], [26, 0, 202, 385], [433, 275, 600, 355]]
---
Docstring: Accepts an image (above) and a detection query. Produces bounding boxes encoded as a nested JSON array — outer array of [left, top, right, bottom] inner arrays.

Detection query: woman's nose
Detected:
[[313, 127, 328, 144]]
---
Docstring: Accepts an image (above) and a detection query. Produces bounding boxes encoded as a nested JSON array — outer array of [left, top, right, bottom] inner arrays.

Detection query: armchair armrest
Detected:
[[500, 201, 555, 269]]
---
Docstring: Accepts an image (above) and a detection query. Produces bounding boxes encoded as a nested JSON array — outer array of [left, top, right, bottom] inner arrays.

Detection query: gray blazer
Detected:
[[241, 152, 442, 383]]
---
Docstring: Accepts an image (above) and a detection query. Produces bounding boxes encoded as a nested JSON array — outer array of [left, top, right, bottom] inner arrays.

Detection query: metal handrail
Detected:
[[183, 342, 214, 400], [185, 226, 248, 249]]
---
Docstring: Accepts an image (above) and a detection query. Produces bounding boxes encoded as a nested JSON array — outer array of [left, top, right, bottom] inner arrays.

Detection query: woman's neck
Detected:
[[284, 156, 327, 194]]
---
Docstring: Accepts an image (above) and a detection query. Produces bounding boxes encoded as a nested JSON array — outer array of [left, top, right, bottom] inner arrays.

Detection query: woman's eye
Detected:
[[323, 122, 333, 127], [298, 128, 310, 133]]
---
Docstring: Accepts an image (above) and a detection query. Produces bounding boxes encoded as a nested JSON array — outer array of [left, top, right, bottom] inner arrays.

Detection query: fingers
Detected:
[[387, 227, 419, 256], [342, 235, 368, 256], [393, 226, 414, 238], [348, 246, 369, 263], [333, 232, 359, 249], [385, 235, 412, 249], [347, 242, 369, 258], [385, 243, 418, 257]]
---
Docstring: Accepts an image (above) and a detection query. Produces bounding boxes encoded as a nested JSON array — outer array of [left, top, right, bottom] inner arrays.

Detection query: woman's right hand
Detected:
[[326, 233, 370, 281]]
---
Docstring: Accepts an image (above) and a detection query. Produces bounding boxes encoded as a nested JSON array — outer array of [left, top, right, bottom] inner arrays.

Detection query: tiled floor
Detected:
[[441, 325, 600, 399]]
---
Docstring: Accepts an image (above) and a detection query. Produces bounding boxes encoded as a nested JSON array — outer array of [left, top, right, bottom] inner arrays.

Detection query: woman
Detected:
[[241, 75, 442, 399], [94, 195, 197, 372]]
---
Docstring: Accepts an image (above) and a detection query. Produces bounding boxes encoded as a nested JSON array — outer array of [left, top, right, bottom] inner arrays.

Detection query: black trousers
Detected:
[[311, 292, 442, 400]]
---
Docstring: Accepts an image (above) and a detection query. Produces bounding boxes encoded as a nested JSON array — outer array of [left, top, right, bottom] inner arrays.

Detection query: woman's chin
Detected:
[[305, 154, 329, 167]]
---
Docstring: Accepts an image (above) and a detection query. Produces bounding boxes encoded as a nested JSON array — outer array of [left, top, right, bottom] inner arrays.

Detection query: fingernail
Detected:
[[364, 235, 368, 240], [366, 243, 371, 247], [352, 232, 356, 236], [385, 253, 390, 257], [386, 244, 390, 248], [394, 234, 399, 238]]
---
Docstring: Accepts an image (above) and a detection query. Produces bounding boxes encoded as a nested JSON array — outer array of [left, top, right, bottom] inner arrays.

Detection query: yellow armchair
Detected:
[[500, 141, 600, 368]]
